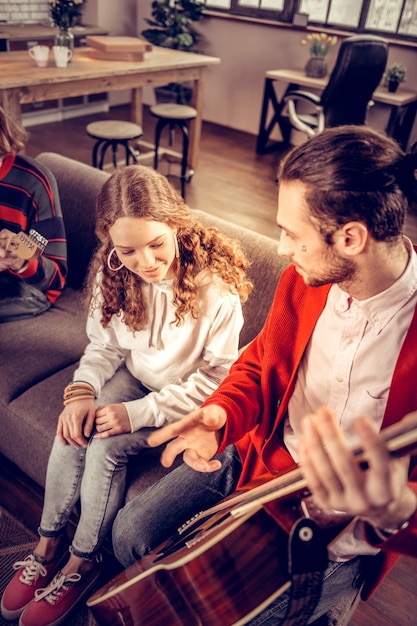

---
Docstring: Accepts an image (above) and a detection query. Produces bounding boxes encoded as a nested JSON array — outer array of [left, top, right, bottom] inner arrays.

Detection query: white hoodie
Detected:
[[73, 270, 244, 431]]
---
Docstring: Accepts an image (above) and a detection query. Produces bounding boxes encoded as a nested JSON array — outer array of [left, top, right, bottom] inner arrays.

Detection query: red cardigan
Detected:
[[205, 264, 417, 595]]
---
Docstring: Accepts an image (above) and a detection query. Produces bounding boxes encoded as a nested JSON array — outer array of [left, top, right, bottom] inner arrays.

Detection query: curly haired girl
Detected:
[[2, 165, 252, 626]]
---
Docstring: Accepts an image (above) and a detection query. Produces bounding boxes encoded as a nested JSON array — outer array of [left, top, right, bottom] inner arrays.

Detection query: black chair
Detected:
[[283, 35, 388, 139]]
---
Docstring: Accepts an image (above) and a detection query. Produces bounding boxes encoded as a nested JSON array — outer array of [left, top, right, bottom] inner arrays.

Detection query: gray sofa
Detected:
[[0, 152, 288, 509]]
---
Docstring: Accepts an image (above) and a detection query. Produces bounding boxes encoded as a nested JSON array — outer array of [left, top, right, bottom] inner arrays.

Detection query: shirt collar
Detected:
[[331, 238, 417, 334], [152, 278, 174, 293]]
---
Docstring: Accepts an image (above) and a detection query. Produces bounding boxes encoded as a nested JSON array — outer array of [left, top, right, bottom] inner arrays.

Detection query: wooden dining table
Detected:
[[0, 46, 220, 169]]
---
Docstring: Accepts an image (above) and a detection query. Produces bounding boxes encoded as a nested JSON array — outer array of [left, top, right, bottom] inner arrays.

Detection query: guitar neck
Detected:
[[206, 411, 417, 520]]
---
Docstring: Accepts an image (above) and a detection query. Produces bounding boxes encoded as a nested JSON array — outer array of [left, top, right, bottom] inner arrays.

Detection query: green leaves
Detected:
[[142, 0, 205, 52], [48, 0, 85, 29]]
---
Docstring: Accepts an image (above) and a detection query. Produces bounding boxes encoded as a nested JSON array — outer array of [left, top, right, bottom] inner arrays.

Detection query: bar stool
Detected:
[[86, 120, 143, 170], [150, 103, 197, 199]]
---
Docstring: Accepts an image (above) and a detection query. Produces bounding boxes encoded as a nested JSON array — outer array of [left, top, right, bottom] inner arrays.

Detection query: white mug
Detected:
[[53, 45, 73, 68], [28, 45, 49, 68]]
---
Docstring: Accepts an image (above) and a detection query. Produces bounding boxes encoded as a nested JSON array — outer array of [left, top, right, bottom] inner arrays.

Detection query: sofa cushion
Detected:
[[2, 365, 80, 486], [0, 289, 88, 403]]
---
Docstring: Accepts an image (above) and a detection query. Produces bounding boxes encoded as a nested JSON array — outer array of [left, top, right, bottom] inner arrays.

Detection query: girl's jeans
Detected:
[[39, 364, 153, 559]]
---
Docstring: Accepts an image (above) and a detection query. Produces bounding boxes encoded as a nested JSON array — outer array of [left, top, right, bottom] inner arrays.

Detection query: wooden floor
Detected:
[[17, 104, 417, 625], [25, 103, 286, 238], [25, 103, 417, 243]]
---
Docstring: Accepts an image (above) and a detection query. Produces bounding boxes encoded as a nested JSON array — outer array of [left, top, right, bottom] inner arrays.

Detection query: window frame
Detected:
[[203, 0, 417, 44]]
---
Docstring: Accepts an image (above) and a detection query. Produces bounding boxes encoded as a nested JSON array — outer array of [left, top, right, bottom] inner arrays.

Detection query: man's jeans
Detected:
[[112, 445, 365, 625], [0, 273, 50, 323], [248, 557, 363, 625]]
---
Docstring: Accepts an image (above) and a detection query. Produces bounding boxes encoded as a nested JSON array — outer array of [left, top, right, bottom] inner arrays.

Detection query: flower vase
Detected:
[[388, 80, 399, 93], [55, 27, 74, 60], [305, 56, 327, 79]]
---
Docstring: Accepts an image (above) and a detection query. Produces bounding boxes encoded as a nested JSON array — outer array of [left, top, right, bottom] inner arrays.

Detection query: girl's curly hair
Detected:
[[85, 165, 253, 331]]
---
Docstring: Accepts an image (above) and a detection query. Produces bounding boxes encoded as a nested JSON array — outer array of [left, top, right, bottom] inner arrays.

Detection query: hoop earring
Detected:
[[174, 234, 180, 259], [107, 248, 124, 271]]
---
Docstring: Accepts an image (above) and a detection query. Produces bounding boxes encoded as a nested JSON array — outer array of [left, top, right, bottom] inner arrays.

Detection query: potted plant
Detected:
[[384, 62, 407, 93], [48, 0, 86, 57], [141, 0, 206, 104]]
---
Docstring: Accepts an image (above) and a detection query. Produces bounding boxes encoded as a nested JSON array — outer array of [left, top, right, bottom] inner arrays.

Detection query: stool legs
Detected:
[[111, 142, 118, 169], [180, 123, 189, 199], [92, 139, 105, 168], [153, 119, 190, 199], [154, 118, 165, 171], [92, 139, 139, 170], [125, 143, 139, 165], [98, 140, 112, 170], [87, 120, 143, 171]]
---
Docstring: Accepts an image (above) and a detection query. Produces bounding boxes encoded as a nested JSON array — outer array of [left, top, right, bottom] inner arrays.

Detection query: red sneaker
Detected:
[[19, 564, 100, 626], [1, 547, 68, 621]]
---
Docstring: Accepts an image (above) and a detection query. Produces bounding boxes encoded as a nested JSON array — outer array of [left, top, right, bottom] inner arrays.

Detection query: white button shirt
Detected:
[[284, 237, 417, 559]]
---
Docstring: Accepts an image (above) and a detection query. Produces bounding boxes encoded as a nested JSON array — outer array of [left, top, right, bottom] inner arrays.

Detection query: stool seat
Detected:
[[150, 104, 197, 199], [86, 120, 143, 170], [150, 104, 197, 122], [86, 120, 143, 141]]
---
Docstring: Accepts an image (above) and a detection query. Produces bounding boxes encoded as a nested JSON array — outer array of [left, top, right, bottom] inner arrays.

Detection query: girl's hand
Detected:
[[57, 399, 96, 448], [94, 403, 131, 438], [147, 405, 227, 472]]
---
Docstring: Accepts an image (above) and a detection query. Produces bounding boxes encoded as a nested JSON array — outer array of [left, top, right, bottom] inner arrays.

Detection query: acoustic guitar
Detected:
[[87, 412, 417, 626]]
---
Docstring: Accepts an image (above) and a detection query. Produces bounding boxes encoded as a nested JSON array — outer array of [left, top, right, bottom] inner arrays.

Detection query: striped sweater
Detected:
[[0, 153, 67, 303]]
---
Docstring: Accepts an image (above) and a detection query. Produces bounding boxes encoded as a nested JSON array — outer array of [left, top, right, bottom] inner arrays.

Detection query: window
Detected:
[[205, 0, 292, 22], [397, 0, 417, 35], [205, 0, 417, 41]]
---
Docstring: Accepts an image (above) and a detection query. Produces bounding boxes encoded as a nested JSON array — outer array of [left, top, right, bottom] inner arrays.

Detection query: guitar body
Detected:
[[88, 506, 291, 626], [87, 412, 417, 626]]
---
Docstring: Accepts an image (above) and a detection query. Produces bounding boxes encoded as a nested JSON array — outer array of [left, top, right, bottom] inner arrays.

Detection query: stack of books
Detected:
[[86, 36, 153, 62]]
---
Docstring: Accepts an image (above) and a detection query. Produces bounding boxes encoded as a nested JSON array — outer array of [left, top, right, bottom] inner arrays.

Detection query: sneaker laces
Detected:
[[13, 555, 48, 586], [34, 572, 81, 605]]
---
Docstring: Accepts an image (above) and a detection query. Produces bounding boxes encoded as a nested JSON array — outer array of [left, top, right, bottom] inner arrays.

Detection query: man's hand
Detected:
[[147, 405, 227, 472], [298, 406, 417, 531], [0, 232, 28, 272], [57, 399, 96, 448], [94, 403, 131, 438]]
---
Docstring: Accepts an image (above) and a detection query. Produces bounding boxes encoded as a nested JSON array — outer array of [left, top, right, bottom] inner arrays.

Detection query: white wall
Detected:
[[137, 1, 417, 146], [5, 0, 416, 143], [83, 0, 137, 105], [83, 0, 137, 36]]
